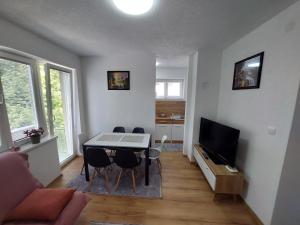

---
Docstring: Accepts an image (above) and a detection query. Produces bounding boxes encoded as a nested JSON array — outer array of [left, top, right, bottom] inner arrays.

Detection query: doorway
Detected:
[[154, 56, 189, 151]]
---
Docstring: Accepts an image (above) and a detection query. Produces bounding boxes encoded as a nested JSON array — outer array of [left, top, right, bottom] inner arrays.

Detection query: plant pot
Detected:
[[30, 135, 41, 144]]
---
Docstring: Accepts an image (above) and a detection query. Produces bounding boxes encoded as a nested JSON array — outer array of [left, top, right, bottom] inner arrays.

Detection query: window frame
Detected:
[[0, 51, 48, 149], [155, 79, 184, 100]]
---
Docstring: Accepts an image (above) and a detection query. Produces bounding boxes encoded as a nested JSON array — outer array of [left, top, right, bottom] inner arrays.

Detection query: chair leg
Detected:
[[80, 162, 85, 175], [131, 170, 136, 193], [156, 158, 162, 177], [89, 169, 96, 191], [104, 169, 111, 193], [115, 169, 123, 191]]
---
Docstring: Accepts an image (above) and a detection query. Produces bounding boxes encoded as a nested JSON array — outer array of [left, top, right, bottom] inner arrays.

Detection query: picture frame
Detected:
[[107, 71, 130, 90], [232, 52, 264, 90]]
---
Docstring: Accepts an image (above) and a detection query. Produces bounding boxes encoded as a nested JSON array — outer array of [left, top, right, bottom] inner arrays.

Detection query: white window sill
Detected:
[[20, 136, 57, 153]]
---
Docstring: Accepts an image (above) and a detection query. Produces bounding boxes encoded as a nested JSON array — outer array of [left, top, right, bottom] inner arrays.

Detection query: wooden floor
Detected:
[[50, 152, 258, 225]]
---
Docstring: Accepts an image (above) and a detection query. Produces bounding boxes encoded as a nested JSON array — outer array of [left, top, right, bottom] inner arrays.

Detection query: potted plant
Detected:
[[24, 127, 44, 144]]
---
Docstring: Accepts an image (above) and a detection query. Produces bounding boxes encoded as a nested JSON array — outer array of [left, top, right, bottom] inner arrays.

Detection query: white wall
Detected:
[[0, 19, 80, 69], [271, 83, 300, 225], [192, 48, 222, 145], [183, 52, 198, 159], [217, 1, 300, 224], [156, 67, 187, 80], [81, 51, 156, 137], [184, 49, 222, 160]]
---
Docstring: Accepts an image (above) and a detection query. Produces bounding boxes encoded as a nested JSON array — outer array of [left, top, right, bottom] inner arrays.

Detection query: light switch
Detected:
[[268, 126, 277, 135]]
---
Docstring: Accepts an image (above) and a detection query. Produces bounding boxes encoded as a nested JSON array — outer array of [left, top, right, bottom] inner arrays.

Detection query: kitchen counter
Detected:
[[156, 117, 184, 124]]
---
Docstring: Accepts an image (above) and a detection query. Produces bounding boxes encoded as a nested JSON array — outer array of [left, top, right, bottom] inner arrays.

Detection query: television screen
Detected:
[[199, 118, 240, 167]]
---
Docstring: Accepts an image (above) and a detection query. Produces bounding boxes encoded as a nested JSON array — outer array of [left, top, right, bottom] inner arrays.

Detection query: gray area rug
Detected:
[[90, 222, 140, 225], [155, 143, 183, 152], [67, 159, 162, 198]]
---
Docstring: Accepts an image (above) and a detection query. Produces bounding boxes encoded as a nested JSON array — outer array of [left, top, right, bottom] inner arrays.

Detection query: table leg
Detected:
[[83, 145, 89, 181], [145, 147, 149, 186]]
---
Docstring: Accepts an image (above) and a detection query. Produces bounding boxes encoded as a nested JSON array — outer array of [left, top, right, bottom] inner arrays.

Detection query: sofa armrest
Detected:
[[54, 191, 90, 225]]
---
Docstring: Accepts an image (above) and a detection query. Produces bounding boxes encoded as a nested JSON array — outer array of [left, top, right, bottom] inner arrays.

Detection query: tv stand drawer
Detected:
[[194, 147, 216, 191]]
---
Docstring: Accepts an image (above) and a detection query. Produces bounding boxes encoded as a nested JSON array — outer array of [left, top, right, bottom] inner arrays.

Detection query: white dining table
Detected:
[[82, 132, 151, 185]]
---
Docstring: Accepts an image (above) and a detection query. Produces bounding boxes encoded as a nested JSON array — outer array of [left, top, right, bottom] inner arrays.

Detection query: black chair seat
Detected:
[[114, 150, 142, 169], [87, 148, 112, 168]]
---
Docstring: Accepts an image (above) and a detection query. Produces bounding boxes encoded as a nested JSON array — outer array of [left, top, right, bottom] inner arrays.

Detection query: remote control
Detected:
[[225, 165, 239, 173]]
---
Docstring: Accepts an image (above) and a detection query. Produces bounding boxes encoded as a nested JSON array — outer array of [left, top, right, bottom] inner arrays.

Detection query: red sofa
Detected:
[[0, 152, 89, 225]]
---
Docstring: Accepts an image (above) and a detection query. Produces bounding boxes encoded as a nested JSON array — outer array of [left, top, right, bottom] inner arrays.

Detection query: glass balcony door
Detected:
[[44, 64, 74, 163]]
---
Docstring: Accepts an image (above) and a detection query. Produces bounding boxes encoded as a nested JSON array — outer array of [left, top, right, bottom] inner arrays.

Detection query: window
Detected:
[[155, 79, 184, 99], [0, 51, 47, 148], [0, 50, 76, 165], [0, 58, 37, 140]]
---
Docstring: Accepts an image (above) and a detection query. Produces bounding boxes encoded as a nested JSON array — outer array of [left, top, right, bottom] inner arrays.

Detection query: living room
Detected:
[[0, 1, 300, 225]]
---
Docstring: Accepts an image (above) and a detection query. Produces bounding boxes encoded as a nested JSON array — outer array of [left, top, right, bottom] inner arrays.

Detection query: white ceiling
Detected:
[[0, 0, 297, 57]]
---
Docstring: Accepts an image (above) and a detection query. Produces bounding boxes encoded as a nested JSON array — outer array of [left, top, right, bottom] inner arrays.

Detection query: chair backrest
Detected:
[[114, 150, 139, 169], [132, 127, 145, 134], [78, 133, 88, 154], [0, 152, 42, 222], [86, 148, 111, 168], [113, 126, 125, 133]]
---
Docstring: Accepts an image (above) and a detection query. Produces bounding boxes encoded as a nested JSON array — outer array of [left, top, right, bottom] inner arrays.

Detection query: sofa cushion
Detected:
[[5, 188, 75, 222], [0, 152, 42, 224], [3, 191, 90, 225]]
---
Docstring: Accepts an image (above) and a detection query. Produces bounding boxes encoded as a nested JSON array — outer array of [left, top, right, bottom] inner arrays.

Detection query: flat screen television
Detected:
[[199, 118, 240, 167]]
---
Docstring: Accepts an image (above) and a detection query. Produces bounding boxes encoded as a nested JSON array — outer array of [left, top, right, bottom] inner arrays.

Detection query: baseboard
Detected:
[[243, 199, 264, 225]]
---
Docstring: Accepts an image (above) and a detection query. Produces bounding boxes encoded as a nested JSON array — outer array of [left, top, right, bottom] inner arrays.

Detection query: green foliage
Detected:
[[0, 59, 35, 130], [39, 66, 65, 130]]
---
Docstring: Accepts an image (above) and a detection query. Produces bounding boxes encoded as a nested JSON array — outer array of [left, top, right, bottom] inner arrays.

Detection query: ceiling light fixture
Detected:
[[113, 0, 154, 15]]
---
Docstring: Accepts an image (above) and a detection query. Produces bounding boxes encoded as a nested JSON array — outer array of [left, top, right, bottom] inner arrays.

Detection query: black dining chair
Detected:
[[114, 150, 142, 193], [113, 126, 125, 133], [132, 127, 145, 134], [86, 148, 112, 192]]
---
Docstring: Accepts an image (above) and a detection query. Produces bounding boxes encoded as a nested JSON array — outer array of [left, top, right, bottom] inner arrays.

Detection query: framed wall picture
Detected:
[[107, 71, 130, 90], [232, 52, 264, 90]]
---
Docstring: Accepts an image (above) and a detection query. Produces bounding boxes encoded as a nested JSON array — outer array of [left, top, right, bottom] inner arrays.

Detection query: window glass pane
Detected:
[[156, 82, 165, 97], [167, 82, 181, 97], [0, 58, 37, 140]]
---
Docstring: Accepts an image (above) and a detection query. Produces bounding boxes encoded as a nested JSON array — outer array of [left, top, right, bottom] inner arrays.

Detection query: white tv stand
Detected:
[[193, 145, 244, 197]]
